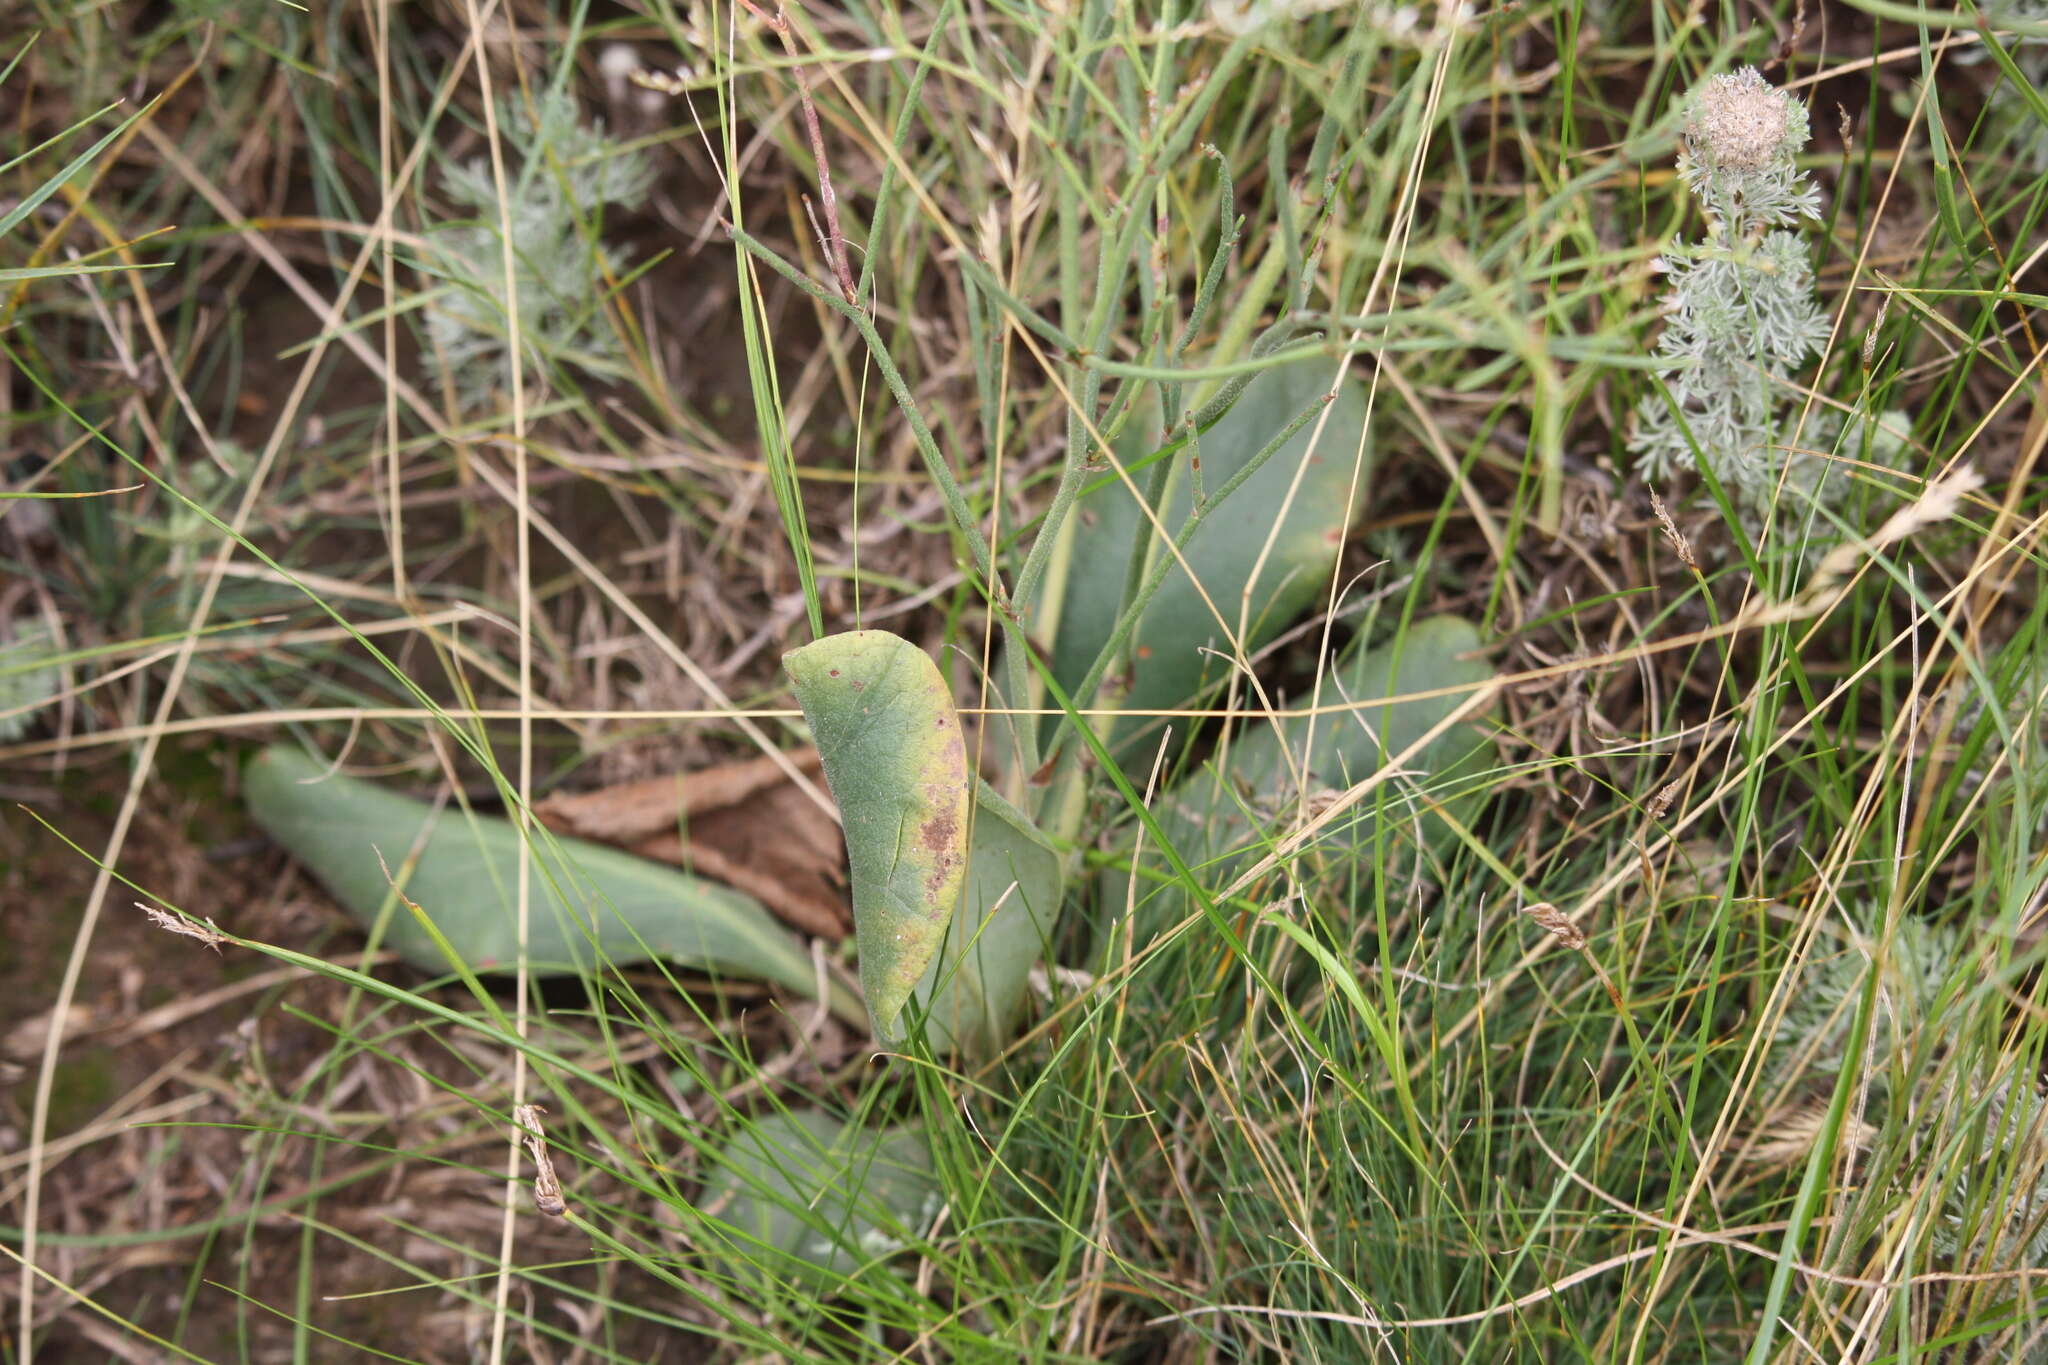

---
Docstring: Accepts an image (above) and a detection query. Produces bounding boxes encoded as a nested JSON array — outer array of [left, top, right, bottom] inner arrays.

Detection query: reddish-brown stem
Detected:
[[739, 0, 861, 309]]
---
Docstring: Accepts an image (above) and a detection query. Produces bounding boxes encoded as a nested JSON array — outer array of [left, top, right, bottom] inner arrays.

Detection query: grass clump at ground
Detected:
[[2, 0, 2047, 1361]]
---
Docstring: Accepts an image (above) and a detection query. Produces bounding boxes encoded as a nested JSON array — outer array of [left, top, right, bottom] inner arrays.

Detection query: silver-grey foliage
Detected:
[[424, 92, 653, 407], [0, 627, 61, 742], [1631, 68, 1832, 506], [1770, 916, 2048, 1317]]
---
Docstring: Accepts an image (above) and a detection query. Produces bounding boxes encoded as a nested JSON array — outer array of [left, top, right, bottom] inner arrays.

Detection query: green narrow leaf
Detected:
[[242, 746, 860, 1021], [910, 781, 1064, 1057], [701, 1109, 936, 1285], [784, 630, 972, 1042]]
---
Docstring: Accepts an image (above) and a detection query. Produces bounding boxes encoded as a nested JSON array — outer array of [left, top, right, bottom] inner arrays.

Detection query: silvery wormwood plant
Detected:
[[1631, 67, 1833, 508], [423, 92, 653, 408], [0, 626, 61, 742], [1986, 0, 2048, 170], [1769, 914, 2048, 1340]]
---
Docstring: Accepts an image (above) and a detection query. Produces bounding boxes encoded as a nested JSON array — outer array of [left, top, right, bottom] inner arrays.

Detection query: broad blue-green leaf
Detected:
[[1045, 360, 1372, 765], [242, 745, 861, 1022], [1102, 615, 1497, 931], [702, 1109, 936, 1285], [908, 781, 1063, 1057], [784, 630, 971, 1043]]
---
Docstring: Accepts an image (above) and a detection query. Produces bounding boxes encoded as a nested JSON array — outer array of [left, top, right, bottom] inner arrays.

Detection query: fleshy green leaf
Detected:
[[242, 745, 861, 1022], [784, 630, 972, 1042], [1102, 615, 1497, 930], [702, 1109, 936, 1284], [909, 781, 1064, 1057], [1046, 359, 1372, 765]]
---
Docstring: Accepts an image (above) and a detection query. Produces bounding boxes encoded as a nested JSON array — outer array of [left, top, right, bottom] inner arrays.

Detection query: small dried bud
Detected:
[[1649, 489, 1697, 570], [1522, 901, 1585, 951], [138, 903, 229, 952], [1688, 67, 1792, 172], [1647, 782, 1681, 821], [514, 1104, 569, 1217]]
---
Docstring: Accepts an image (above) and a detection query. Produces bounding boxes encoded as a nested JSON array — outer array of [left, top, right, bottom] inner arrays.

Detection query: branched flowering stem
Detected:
[[1631, 67, 1830, 508]]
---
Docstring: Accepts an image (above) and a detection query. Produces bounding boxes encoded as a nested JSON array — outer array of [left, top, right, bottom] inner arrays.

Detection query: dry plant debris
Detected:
[[135, 904, 230, 953], [512, 1103, 569, 1218], [534, 747, 851, 939]]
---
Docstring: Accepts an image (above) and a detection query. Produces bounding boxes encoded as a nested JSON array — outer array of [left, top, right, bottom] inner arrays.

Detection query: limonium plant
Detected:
[[1632, 67, 1832, 506]]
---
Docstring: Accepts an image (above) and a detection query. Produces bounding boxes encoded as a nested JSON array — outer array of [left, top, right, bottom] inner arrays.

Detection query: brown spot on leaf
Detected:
[[919, 804, 961, 897], [920, 802, 957, 855]]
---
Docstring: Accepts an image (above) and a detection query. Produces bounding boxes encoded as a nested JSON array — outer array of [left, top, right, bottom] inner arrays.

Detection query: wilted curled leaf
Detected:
[[512, 1103, 568, 1217], [784, 631, 972, 1043]]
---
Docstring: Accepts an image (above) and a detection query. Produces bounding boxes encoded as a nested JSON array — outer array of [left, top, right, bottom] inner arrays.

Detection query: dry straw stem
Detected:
[[12, 55, 483, 1347], [17, 542, 2016, 785], [1436, 471, 2028, 1067], [1151, 1207, 2048, 1334], [1155, 1130, 2048, 1343], [439, 5, 535, 1347], [737, 0, 859, 307], [116, 120, 832, 816], [1575, 463, 2018, 1352], [1736, 464, 1983, 628]]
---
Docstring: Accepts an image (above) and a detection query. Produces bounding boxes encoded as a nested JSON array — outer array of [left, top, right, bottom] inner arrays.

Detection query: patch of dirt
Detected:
[[4, 741, 786, 1360]]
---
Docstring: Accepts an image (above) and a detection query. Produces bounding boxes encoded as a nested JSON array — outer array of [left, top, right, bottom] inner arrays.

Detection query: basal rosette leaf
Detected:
[[784, 630, 972, 1043], [1042, 359, 1372, 768], [908, 781, 1064, 1057], [242, 746, 860, 1021], [1101, 615, 1497, 933], [701, 1109, 936, 1286]]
